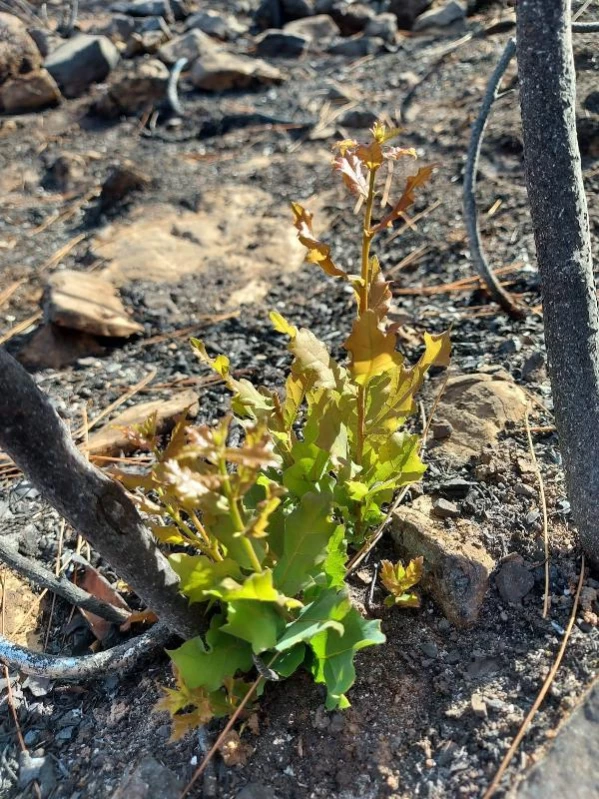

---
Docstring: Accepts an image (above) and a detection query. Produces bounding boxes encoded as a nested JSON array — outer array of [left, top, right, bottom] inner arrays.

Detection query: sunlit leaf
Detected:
[[222, 600, 285, 654], [269, 310, 297, 339], [344, 310, 402, 385], [169, 553, 242, 604], [291, 202, 346, 278], [275, 589, 348, 652], [332, 153, 369, 196], [380, 557, 423, 608], [374, 165, 435, 232]]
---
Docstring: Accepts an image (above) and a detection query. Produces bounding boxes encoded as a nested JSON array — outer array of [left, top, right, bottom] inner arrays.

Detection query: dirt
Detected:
[[1, 1, 598, 798]]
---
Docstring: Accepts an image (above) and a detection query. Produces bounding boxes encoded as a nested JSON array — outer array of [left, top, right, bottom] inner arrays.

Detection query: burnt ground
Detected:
[[0, 1, 598, 798]]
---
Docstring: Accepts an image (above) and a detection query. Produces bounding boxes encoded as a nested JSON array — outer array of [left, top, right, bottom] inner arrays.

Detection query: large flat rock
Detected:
[[513, 680, 599, 799]]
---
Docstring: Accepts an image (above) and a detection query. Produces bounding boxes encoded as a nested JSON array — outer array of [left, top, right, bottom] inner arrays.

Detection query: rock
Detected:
[[22, 675, 52, 697], [514, 681, 599, 799], [45, 34, 120, 98], [18, 751, 55, 793], [438, 477, 473, 499], [125, 17, 171, 57], [432, 497, 460, 518], [470, 693, 487, 718], [364, 12, 398, 42], [338, 108, 377, 128], [0, 68, 61, 113], [157, 28, 217, 65], [413, 0, 466, 31], [255, 30, 308, 58], [87, 390, 199, 457], [0, 12, 42, 84], [390, 495, 494, 626], [27, 26, 52, 58], [281, 0, 316, 21], [112, 754, 183, 799], [111, 0, 189, 21], [495, 556, 534, 604], [236, 783, 278, 799], [431, 420, 453, 440], [583, 90, 599, 115], [284, 14, 340, 44], [18, 324, 106, 369], [388, 0, 432, 30], [43, 152, 86, 193], [515, 483, 536, 499], [185, 10, 243, 41], [329, 2, 374, 36], [191, 51, 284, 91], [94, 58, 169, 117], [433, 373, 528, 466], [521, 351, 545, 381], [45, 270, 143, 338], [102, 13, 137, 43], [328, 35, 384, 57], [420, 641, 438, 658], [99, 161, 151, 210]]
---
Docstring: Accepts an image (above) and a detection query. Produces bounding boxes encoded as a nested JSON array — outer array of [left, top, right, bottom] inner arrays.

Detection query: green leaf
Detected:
[[283, 442, 330, 498], [222, 601, 285, 654], [275, 589, 348, 652], [309, 606, 386, 710], [168, 616, 254, 692], [169, 554, 242, 604], [273, 492, 337, 596], [322, 525, 347, 589], [210, 570, 302, 609], [271, 643, 306, 677]]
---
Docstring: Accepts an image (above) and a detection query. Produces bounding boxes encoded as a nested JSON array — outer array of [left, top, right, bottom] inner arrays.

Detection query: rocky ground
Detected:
[[0, 0, 598, 797]]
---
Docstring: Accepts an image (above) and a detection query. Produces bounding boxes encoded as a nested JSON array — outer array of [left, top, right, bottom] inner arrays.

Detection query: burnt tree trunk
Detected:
[[0, 348, 203, 638], [517, 0, 599, 566]]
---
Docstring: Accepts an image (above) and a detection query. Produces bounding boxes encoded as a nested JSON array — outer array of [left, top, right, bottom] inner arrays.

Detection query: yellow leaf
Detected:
[[291, 202, 346, 278], [344, 310, 401, 385], [269, 310, 297, 339], [291, 329, 338, 389], [380, 557, 423, 608], [374, 165, 435, 232]]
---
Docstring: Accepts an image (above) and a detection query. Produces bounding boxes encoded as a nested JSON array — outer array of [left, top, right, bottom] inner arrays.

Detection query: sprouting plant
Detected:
[[117, 122, 450, 738]]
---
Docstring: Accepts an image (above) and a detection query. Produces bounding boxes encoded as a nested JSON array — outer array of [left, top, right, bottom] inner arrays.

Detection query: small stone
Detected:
[[236, 783, 278, 799], [439, 477, 473, 499], [420, 641, 438, 658], [498, 337, 522, 356], [191, 51, 285, 91], [431, 420, 453, 440], [255, 30, 308, 58], [338, 108, 378, 128], [495, 557, 535, 604], [99, 161, 151, 210], [364, 12, 398, 42], [470, 693, 487, 718], [284, 14, 340, 43], [521, 351, 545, 381], [312, 706, 330, 730], [56, 726, 76, 741], [111, 0, 189, 20], [94, 58, 169, 117], [328, 34, 384, 57], [18, 751, 54, 791], [388, 0, 432, 30], [22, 675, 52, 697], [329, 2, 374, 36], [45, 270, 143, 338], [515, 483, 536, 499], [157, 28, 217, 65], [101, 13, 137, 42], [112, 754, 183, 798], [185, 10, 243, 40], [432, 498, 460, 519], [0, 68, 61, 113], [413, 0, 466, 31]]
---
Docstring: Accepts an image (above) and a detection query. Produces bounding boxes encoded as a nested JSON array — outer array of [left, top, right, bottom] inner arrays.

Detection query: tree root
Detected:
[[0, 621, 173, 680], [0, 537, 129, 625]]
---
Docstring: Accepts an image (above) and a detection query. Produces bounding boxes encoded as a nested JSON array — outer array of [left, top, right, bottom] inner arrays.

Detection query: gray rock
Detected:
[[236, 784, 278, 799], [94, 58, 169, 117], [255, 30, 308, 58], [185, 10, 241, 40], [23, 675, 52, 697], [364, 12, 398, 42], [285, 14, 340, 43], [27, 26, 52, 57], [18, 751, 55, 793], [191, 51, 285, 91], [420, 641, 439, 658], [45, 34, 120, 98], [515, 682, 599, 799], [583, 91, 599, 115], [431, 420, 453, 440], [338, 108, 377, 128], [0, 12, 43, 84], [328, 34, 384, 57], [157, 29, 217, 65], [521, 351, 545, 381], [282, 0, 315, 21], [388, 0, 432, 30], [470, 692, 487, 718], [432, 497, 460, 518], [495, 557, 535, 604], [112, 755, 183, 798], [0, 68, 61, 113], [101, 13, 137, 42], [413, 0, 466, 31], [329, 2, 374, 36], [111, 0, 189, 21]]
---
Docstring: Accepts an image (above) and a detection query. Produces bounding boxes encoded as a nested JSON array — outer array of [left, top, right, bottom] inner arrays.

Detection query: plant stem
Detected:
[[219, 460, 262, 573], [359, 169, 378, 314]]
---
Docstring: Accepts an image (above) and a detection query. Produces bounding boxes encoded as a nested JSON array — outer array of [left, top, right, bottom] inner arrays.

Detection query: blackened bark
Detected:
[[0, 348, 203, 637], [517, 0, 599, 566]]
